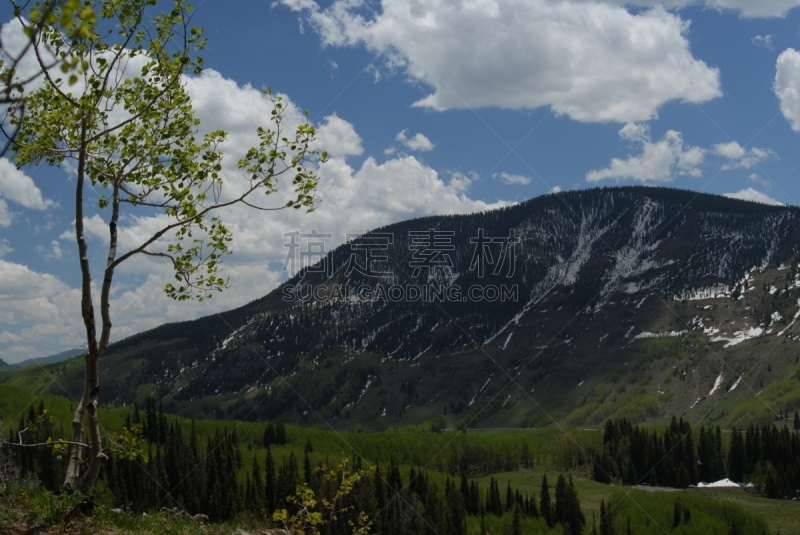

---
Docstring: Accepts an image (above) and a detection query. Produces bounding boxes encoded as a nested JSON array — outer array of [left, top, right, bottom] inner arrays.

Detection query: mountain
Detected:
[[12, 348, 86, 369], [33, 187, 800, 430]]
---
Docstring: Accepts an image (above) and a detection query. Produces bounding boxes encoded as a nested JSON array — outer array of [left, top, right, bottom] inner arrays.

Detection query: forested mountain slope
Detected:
[[18, 187, 800, 430]]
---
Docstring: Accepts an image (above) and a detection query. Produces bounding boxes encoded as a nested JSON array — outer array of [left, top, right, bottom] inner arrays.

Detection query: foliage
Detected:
[[593, 417, 800, 502], [4, 0, 324, 493], [272, 462, 372, 535], [604, 488, 770, 535]]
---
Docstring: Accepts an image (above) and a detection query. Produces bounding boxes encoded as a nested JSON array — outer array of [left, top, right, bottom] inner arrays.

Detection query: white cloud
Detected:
[[700, 0, 800, 18], [1, 68, 510, 359], [713, 140, 746, 160], [550, 186, 563, 194], [0, 199, 11, 227], [314, 114, 363, 157], [586, 124, 704, 182], [0, 158, 52, 225], [775, 48, 800, 132], [713, 141, 774, 169], [281, 1, 721, 123], [47, 240, 62, 260], [752, 35, 774, 49], [723, 188, 784, 205], [585, 1, 800, 18], [0, 239, 11, 258], [748, 173, 772, 189], [396, 130, 435, 152], [499, 172, 532, 186], [589, 127, 776, 183]]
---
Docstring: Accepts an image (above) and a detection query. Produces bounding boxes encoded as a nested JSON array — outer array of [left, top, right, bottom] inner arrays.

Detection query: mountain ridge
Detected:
[[10, 186, 800, 430]]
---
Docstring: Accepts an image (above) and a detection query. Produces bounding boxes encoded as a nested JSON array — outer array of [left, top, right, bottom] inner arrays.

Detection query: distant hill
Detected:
[[14, 186, 800, 430], [13, 348, 85, 369]]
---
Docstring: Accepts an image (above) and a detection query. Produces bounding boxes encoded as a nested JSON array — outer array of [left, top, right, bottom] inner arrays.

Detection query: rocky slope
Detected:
[[27, 187, 800, 430]]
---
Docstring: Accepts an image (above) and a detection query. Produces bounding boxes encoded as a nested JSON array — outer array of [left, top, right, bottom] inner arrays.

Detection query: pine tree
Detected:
[[554, 473, 567, 524], [461, 474, 471, 513], [264, 446, 275, 514], [562, 475, 585, 535], [511, 504, 522, 535], [599, 500, 614, 535], [728, 426, 746, 482], [264, 423, 276, 447], [276, 421, 287, 445], [446, 481, 467, 535], [303, 440, 313, 484], [540, 473, 554, 528], [714, 426, 726, 481], [373, 462, 386, 534], [794, 410, 800, 431]]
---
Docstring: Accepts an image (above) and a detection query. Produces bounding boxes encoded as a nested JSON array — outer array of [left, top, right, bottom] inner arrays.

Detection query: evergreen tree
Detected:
[[728, 427, 746, 482], [264, 423, 276, 447], [303, 439, 313, 484], [540, 473, 554, 528], [599, 500, 614, 535], [445, 480, 467, 535], [276, 422, 287, 445], [562, 474, 585, 535], [511, 504, 522, 535], [714, 426, 726, 481], [554, 473, 567, 524], [250, 457, 264, 514], [265, 446, 276, 514]]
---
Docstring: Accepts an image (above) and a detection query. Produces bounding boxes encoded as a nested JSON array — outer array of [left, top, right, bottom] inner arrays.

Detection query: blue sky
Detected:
[[2, 0, 800, 362]]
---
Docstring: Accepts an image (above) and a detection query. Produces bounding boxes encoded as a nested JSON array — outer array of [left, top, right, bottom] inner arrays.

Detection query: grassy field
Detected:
[[2, 382, 799, 534]]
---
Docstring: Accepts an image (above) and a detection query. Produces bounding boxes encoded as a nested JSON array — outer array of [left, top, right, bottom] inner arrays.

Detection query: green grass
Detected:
[[691, 487, 800, 535], [0, 477, 247, 535], [3, 383, 798, 535]]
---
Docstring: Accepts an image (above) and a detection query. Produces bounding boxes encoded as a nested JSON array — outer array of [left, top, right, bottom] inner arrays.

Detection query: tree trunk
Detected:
[[64, 116, 107, 491]]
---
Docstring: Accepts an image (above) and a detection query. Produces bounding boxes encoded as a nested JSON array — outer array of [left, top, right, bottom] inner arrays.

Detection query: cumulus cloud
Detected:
[[748, 173, 772, 189], [586, 123, 704, 182], [752, 35, 774, 49], [0, 261, 83, 363], [572, 0, 800, 18], [281, 1, 721, 123], [713, 141, 774, 169], [0, 199, 11, 227], [2, 68, 509, 359], [723, 188, 784, 205], [0, 158, 52, 226], [0, 239, 11, 258], [46, 240, 62, 260], [314, 114, 363, 157], [550, 186, 563, 194], [395, 130, 435, 151], [704, 0, 800, 17], [775, 48, 800, 132], [498, 172, 532, 186]]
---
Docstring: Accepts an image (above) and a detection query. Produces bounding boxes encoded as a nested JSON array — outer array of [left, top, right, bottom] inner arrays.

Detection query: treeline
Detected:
[[593, 416, 800, 499], [3, 400, 590, 532]]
